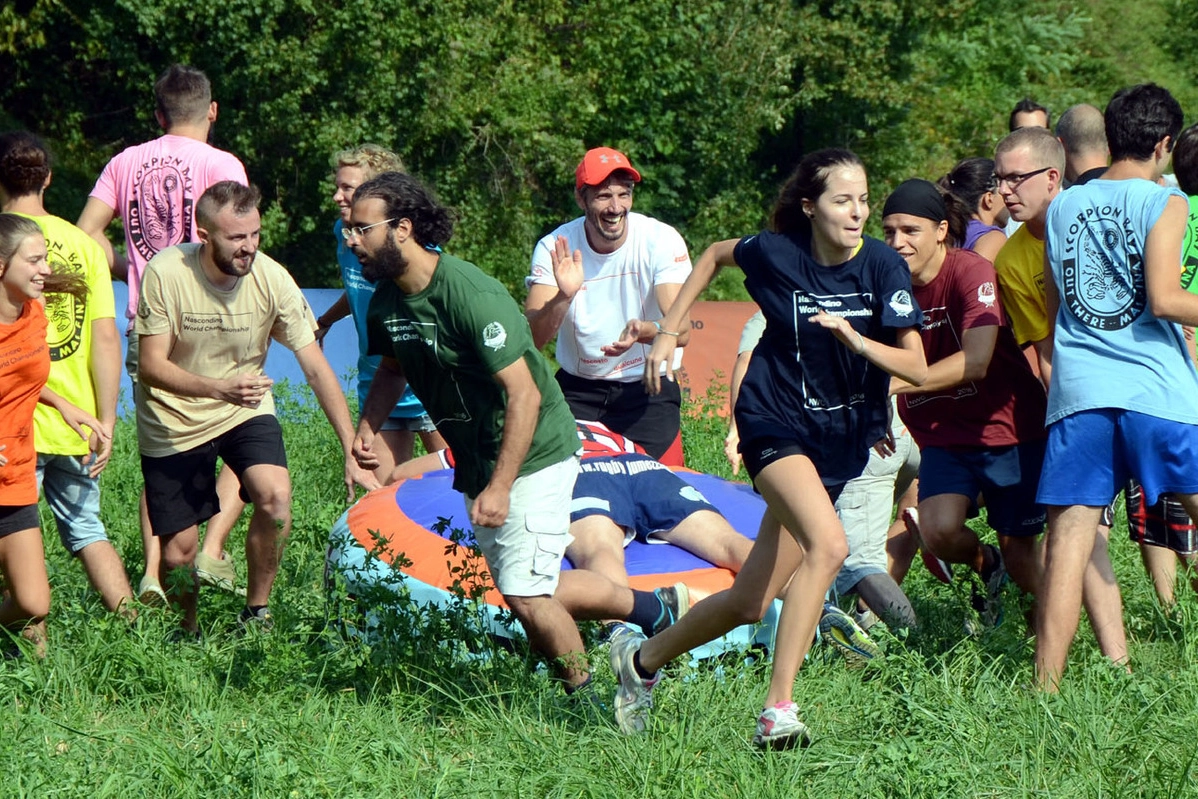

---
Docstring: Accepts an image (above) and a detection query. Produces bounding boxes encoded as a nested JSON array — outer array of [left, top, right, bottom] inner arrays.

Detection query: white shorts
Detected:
[[465, 455, 580, 597]]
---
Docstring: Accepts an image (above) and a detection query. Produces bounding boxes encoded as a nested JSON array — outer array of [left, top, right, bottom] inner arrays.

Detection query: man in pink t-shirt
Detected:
[[77, 63, 249, 608], [78, 63, 247, 330]]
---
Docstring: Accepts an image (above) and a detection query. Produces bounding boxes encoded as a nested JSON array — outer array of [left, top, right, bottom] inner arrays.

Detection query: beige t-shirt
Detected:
[[134, 243, 316, 456]]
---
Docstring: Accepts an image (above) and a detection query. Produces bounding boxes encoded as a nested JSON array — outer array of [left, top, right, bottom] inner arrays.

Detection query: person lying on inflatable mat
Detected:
[[390, 420, 755, 635]]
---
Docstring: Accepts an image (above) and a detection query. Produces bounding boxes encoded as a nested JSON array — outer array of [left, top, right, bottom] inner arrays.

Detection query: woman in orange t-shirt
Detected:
[[0, 214, 106, 655]]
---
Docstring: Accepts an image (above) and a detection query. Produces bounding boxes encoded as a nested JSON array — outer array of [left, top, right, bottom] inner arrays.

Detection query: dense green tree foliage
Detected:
[[1, 0, 1191, 296]]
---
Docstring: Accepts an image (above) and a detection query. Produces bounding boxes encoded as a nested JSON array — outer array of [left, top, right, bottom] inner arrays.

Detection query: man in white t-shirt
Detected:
[[525, 148, 692, 465]]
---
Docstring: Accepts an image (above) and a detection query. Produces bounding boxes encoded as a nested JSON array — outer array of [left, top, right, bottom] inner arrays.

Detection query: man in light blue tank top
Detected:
[[1037, 84, 1198, 690]]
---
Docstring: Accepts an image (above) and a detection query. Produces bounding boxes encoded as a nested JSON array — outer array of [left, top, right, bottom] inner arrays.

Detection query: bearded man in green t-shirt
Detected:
[[348, 172, 674, 692]]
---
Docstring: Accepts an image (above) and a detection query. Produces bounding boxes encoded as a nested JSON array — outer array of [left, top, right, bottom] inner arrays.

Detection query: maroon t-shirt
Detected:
[[898, 248, 1046, 448]]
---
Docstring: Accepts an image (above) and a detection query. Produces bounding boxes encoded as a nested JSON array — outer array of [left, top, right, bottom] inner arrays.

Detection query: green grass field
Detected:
[[4, 383, 1198, 798]]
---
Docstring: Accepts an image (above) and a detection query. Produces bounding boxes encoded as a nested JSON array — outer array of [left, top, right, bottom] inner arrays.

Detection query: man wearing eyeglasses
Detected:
[[347, 171, 653, 694], [992, 127, 1129, 670], [992, 127, 1066, 384], [136, 181, 378, 635]]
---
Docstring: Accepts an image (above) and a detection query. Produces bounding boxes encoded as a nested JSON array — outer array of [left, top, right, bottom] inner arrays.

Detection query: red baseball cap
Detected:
[[575, 147, 642, 190]]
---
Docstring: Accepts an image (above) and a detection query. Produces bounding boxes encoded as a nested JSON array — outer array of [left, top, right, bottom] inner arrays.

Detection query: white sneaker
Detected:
[[753, 701, 811, 749], [609, 624, 658, 734]]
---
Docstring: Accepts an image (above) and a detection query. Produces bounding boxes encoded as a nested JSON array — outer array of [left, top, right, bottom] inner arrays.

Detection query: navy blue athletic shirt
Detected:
[[733, 230, 922, 486]]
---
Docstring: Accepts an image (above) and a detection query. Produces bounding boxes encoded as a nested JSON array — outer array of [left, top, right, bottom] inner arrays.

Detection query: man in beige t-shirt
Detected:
[[136, 181, 378, 633]]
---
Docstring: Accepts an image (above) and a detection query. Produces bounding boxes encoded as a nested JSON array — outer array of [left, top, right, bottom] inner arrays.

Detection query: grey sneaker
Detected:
[[971, 544, 1008, 627], [138, 574, 167, 607], [609, 624, 658, 734], [753, 701, 811, 750], [238, 605, 274, 633], [196, 550, 246, 597], [649, 582, 690, 636]]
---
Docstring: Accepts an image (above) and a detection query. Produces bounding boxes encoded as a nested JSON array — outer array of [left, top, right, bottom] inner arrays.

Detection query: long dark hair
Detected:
[[939, 157, 996, 216], [771, 149, 865, 236]]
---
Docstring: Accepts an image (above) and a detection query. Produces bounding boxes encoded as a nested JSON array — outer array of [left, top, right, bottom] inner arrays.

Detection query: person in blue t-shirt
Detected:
[[1038, 84, 1198, 691], [314, 145, 445, 479], [608, 149, 927, 749]]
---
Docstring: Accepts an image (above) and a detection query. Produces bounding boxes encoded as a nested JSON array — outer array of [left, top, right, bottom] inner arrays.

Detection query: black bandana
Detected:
[[882, 179, 947, 222]]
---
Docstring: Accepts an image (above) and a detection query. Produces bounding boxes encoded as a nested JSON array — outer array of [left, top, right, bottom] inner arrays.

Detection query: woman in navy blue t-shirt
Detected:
[[609, 149, 927, 749]]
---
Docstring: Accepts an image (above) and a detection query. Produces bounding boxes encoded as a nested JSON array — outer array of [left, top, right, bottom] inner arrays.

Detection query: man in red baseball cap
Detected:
[[525, 147, 692, 465]]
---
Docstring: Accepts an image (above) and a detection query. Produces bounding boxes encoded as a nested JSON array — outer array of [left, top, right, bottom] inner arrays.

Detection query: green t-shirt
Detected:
[[1181, 195, 1198, 295], [366, 254, 577, 497]]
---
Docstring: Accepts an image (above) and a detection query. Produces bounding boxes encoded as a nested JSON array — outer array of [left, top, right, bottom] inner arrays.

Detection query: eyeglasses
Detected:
[[992, 166, 1052, 190], [342, 218, 396, 242]]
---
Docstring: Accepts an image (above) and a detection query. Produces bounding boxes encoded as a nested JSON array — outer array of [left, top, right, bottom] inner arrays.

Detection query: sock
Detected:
[[632, 650, 656, 681], [627, 589, 661, 634]]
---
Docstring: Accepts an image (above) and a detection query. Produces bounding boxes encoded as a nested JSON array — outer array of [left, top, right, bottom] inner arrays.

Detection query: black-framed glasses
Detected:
[[342, 218, 396, 242], [992, 166, 1051, 190]]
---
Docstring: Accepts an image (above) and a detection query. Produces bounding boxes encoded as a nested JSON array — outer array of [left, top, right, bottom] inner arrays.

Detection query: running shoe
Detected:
[[138, 573, 167, 607], [853, 607, 881, 633], [609, 624, 658, 734], [649, 582, 690, 636], [971, 544, 1007, 627], [819, 603, 881, 664], [753, 701, 811, 750], [238, 605, 274, 633], [906, 507, 953, 584], [196, 550, 247, 597]]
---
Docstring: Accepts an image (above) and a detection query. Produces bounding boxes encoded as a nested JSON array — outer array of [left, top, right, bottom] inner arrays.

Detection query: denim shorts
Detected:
[[381, 413, 436, 433], [37, 453, 108, 553]]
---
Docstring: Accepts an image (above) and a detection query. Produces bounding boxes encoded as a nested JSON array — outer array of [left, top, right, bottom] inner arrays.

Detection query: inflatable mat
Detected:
[[327, 468, 783, 660]]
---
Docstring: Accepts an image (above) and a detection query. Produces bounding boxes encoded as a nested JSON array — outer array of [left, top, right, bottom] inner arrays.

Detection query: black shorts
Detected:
[[0, 504, 39, 538], [141, 415, 288, 537], [556, 370, 681, 460], [740, 436, 845, 503]]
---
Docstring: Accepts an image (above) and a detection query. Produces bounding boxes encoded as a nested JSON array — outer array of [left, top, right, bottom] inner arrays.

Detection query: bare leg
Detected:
[[159, 525, 200, 633], [140, 490, 159, 584], [75, 540, 134, 613], [564, 517, 630, 588], [1084, 524, 1127, 665], [199, 464, 247, 559], [886, 488, 919, 584], [553, 570, 635, 620], [1139, 542, 1178, 608], [915, 493, 981, 570], [640, 456, 846, 710], [238, 464, 292, 608], [656, 510, 754, 572], [419, 429, 448, 456], [1035, 504, 1103, 691], [506, 594, 590, 686], [0, 526, 50, 656], [998, 534, 1041, 598]]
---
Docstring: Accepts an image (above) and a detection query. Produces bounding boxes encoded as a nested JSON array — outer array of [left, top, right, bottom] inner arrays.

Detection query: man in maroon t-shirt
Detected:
[[882, 179, 1048, 626]]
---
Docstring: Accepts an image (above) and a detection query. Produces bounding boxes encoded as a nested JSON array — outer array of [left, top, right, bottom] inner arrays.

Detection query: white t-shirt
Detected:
[[528, 212, 691, 381]]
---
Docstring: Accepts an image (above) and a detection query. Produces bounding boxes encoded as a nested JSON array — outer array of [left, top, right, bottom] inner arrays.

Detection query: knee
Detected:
[[161, 536, 197, 570], [12, 587, 50, 621], [252, 485, 292, 521], [808, 534, 848, 576]]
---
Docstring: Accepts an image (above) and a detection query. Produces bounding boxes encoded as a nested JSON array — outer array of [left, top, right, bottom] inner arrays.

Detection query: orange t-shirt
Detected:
[[0, 301, 50, 505]]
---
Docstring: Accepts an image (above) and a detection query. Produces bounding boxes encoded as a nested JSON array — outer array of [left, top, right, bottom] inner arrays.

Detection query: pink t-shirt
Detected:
[[88, 134, 247, 323], [897, 248, 1047, 449]]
